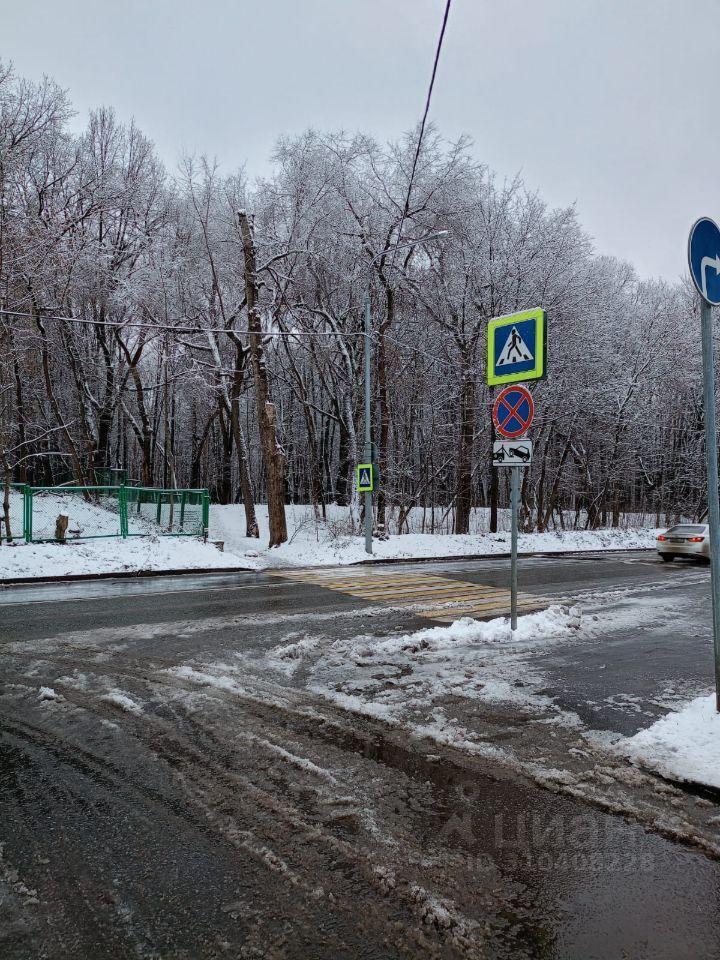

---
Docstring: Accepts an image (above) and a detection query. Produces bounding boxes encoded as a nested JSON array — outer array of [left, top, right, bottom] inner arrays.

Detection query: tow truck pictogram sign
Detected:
[[493, 439, 533, 467]]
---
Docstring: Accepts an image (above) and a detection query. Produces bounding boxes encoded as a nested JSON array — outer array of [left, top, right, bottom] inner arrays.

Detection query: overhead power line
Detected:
[[0, 308, 367, 337], [389, 0, 453, 274]]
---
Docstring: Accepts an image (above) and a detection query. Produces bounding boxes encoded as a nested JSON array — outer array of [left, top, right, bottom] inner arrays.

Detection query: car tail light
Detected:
[[687, 536, 705, 542], [657, 535, 667, 541]]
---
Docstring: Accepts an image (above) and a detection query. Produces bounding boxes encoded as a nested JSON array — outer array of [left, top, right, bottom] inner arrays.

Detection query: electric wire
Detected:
[[389, 0, 453, 274]]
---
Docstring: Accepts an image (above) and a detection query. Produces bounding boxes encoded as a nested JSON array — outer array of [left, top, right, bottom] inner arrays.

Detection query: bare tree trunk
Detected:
[[2, 466, 12, 543], [217, 401, 233, 504], [231, 395, 259, 538], [489, 416, 499, 533], [238, 211, 287, 547], [454, 357, 475, 535], [228, 342, 259, 537], [34, 313, 87, 486], [335, 414, 350, 506]]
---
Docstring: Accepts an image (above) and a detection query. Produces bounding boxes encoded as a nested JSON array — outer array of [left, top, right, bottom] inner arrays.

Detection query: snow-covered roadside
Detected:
[[619, 693, 720, 789], [1, 498, 660, 581], [211, 503, 660, 570], [0, 536, 245, 580]]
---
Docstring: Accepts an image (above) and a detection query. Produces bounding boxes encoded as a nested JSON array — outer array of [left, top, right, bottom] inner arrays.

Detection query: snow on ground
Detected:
[[170, 605, 585, 757], [303, 605, 584, 728], [210, 503, 661, 570], [100, 689, 143, 714], [619, 693, 720, 789], [2, 496, 660, 580], [5, 488, 153, 541], [0, 535, 242, 580]]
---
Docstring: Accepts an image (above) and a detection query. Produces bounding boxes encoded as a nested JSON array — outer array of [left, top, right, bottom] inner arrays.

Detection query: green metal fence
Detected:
[[7, 485, 209, 543]]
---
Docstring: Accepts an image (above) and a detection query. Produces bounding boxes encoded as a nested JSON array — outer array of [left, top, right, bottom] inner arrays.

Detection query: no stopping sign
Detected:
[[492, 385, 534, 439]]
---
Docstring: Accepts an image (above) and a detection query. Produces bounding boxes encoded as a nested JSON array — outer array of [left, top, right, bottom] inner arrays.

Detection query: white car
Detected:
[[656, 524, 710, 563]]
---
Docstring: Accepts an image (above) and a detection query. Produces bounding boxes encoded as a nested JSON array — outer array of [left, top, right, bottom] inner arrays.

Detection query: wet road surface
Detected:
[[2, 551, 720, 958]]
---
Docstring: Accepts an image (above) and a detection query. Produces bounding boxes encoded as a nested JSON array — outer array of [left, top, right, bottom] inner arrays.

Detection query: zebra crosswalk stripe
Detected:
[[271, 568, 549, 622]]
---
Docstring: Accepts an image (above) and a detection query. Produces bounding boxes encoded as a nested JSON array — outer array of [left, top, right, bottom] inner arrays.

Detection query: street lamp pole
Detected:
[[362, 230, 448, 555], [364, 289, 373, 554]]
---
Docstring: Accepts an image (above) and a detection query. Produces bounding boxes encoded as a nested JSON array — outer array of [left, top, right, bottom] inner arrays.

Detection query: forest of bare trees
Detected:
[[0, 62, 708, 544]]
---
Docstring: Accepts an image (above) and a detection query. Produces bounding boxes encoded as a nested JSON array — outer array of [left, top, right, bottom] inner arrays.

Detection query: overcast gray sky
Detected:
[[2, 0, 714, 281]]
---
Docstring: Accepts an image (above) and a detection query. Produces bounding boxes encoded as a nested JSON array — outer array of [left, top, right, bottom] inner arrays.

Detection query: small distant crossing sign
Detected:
[[487, 308, 546, 387], [356, 463, 374, 493]]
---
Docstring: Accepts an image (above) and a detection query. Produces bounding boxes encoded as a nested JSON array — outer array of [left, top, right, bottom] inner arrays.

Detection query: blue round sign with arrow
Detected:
[[688, 217, 720, 305]]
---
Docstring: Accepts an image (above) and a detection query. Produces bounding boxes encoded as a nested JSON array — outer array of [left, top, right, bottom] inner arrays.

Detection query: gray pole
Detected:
[[510, 465, 519, 631], [364, 289, 373, 555], [700, 298, 720, 710]]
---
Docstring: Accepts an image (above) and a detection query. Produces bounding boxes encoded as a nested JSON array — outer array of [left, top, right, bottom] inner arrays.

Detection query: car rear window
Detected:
[[666, 525, 707, 535]]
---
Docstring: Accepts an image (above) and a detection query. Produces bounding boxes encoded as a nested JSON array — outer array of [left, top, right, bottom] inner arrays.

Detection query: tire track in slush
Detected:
[[0, 683, 539, 958]]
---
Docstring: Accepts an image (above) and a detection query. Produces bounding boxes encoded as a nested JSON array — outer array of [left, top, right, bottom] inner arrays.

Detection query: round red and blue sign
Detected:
[[492, 385, 534, 439]]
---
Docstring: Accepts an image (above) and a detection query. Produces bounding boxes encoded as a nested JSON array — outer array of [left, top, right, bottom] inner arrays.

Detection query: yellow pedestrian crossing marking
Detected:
[[272, 568, 549, 623]]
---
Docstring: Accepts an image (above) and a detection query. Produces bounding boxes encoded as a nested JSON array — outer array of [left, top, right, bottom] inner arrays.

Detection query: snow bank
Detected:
[[296, 604, 585, 729], [1, 497, 660, 581], [211, 504, 660, 570], [620, 694, 720, 789], [340, 604, 582, 661], [0, 535, 245, 580]]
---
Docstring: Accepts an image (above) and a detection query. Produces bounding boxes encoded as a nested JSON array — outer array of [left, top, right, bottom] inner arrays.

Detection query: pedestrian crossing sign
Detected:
[[357, 463, 374, 493], [486, 308, 546, 387]]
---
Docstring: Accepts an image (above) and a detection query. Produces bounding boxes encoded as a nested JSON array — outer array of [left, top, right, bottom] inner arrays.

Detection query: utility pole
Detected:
[[364, 291, 373, 554]]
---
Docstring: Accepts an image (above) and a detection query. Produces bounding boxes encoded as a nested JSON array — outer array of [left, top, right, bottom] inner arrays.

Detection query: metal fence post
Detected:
[[202, 491, 210, 540], [26, 487, 33, 543], [118, 485, 128, 538], [180, 491, 186, 530]]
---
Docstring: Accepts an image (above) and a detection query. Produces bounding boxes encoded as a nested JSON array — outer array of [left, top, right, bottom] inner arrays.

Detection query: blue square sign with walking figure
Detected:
[[486, 308, 546, 387]]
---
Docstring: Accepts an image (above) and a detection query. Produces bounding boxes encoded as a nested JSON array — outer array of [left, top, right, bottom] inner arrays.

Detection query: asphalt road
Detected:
[[3, 550, 714, 733], [2, 551, 720, 959]]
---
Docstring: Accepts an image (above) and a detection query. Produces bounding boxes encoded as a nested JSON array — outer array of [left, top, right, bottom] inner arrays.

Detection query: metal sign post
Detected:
[[492, 384, 535, 633], [689, 217, 720, 711], [701, 296, 720, 711], [510, 465, 520, 630], [488, 311, 546, 632], [364, 292, 373, 555]]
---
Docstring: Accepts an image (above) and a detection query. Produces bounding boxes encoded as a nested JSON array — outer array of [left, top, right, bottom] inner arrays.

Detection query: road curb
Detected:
[[641, 766, 720, 804], [0, 547, 656, 588], [0, 565, 255, 587], [357, 547, 656, 566]]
